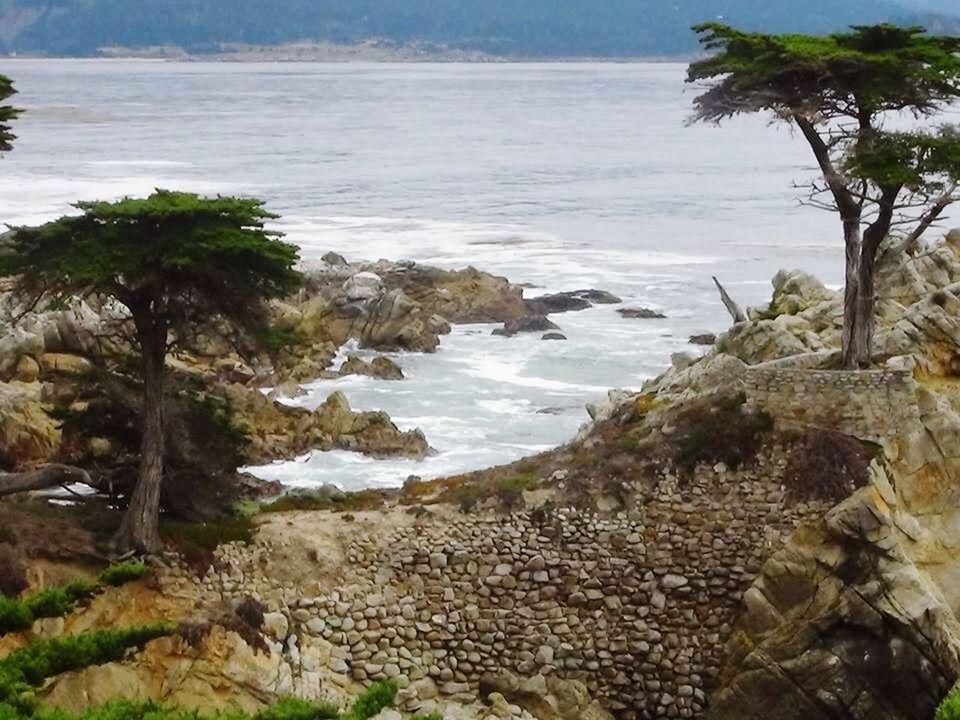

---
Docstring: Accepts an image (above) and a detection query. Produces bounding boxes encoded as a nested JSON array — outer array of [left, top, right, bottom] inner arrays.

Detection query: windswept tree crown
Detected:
[[0, 74, 21, 153], [687, 23, 960, 123], [0, 190, 302, 346]]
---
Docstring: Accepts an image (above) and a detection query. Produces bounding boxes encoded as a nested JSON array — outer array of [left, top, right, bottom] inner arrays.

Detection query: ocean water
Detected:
[[0, 60, 845, 489]]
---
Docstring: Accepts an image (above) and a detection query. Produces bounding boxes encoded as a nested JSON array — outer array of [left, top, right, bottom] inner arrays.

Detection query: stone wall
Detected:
[[742, 368, 919, 444], [184, 448, 830, 719]]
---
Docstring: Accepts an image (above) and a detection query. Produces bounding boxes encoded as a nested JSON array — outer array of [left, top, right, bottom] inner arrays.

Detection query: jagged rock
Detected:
[[526, 289, 622, 315], [716, 315, 825, 364], [617, 307, 666, 319], [710, 475, 960, 720], [763, 269, 838, 318], [322, 251, 348, 267], [299, 289, 441, 353], [541, 333, 567, 341], [38, 353, 95, 376], [339, 355, 404, 380], [493, 315, 559, 337], [215, 384, 429, 462], [0, 328, 43, 380], [689, 333, 717, 345], [0, 382, 61, 469], [342, 271, 385, 303]]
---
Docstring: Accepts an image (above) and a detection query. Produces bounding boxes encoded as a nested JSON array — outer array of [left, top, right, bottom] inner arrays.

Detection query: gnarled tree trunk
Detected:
[[113, 315, 167, 554], [841, 220, 863, 370]]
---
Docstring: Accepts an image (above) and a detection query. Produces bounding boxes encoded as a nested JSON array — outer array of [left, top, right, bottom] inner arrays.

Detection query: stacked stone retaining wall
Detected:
[[742, 368, 918, 443]]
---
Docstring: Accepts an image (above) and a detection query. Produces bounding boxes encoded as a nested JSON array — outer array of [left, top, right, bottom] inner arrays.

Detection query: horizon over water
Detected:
[[0, 60, 847, 489]]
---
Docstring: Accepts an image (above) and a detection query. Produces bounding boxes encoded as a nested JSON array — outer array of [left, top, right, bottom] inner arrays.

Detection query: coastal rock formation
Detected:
[[217, 385, 429, 462], [0, 382, 60, 469]]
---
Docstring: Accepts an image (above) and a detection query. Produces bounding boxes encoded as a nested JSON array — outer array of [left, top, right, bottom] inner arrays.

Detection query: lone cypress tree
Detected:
[[0, 74, 22, 153], [688, 24, 960, 368], [0, 190, 302, 552]]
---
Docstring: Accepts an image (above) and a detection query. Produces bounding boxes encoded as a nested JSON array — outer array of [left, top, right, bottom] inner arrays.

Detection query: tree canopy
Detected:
[[0, 190, 302, 552], [2, 190, 301, 344], [688, 24, 960, 368], [0, 74, 20, 153]]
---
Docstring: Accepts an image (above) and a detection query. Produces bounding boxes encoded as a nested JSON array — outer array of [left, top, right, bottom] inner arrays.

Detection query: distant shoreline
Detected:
[[2, 40, 697, 64]]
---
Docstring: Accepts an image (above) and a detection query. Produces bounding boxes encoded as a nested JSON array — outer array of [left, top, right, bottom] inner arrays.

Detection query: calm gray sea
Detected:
[[0, 60, 844, 488]]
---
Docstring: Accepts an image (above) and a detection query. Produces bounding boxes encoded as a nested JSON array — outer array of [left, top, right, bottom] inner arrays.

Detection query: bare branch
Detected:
[[901, 184, 958, 253], [712, 276, 747, 324], [0, 464, 94, 497]]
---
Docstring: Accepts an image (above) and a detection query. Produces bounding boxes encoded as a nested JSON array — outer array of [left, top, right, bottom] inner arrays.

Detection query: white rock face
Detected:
[[342, 271, 385, 302]]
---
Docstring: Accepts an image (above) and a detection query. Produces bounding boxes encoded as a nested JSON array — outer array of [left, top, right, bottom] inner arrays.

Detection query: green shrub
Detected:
[[0, 564, 150, 636], [0, 625, 174, 706], [342, 680, 398, 720], [410, 715, 442, 720], [938, 688, 960, 720], [495, 475, 537, 509], [97, 562, 150, 587], [24, 698, 339, 720], [670, 392, 773, 473], [252, 697, 339, 720], [0, 597, 33, 636]]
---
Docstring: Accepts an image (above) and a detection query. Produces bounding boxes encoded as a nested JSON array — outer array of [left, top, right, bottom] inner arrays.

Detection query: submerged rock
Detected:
[[618, 307, 666, 319], [492, 315, 560, 337], [526, 289, 622, 315]]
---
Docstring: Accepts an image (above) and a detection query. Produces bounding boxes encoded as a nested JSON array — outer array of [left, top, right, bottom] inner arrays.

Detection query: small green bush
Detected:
[[22, 698, 340, 720], [0, 597, 32, 636], [0, 625, 174, 706], [410, 714, 442, 720], [0, 564, 151, 636], [342, 680, 398, 720], [252, 697, 339, 720], [938, 688, 960, 720], [670, 392, 773, 473], [97, 562, 150, 587]]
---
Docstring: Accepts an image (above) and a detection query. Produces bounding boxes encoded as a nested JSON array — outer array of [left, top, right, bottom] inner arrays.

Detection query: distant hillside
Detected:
[[0, 0, 955, 57]]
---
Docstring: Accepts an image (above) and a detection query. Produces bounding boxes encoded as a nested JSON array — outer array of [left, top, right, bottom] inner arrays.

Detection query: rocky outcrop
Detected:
[[0, 382, 60, 469], [218, 385, 429, 462], [339, 355, 405, 381]]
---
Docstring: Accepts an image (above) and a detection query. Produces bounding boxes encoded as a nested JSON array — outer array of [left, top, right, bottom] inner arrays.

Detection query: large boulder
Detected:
[[716, 315, 827, 364], [0, 382, 60, 469], [299, 289, 441, 353]]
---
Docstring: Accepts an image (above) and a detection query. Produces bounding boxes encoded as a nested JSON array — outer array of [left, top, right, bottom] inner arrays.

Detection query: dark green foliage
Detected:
[[0, 580, 96, 635], [97, 561, 150, 587], [0, 625, 174, 710], [251, 698, 339, 720], [0, 75, 20, 154], [0, 0, 929, 58], [254, 326, 307, 359], [0, 563, 150, 635], [342, 681, 398, 720], [1, 191, 301, 335], [410, 715, 442, 720], [2, 696, 341, 719], [495, 475, 537, 509], [688, 23, 960, 123], [670, 393, 773, 473], [938, 688, 960, 720]]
